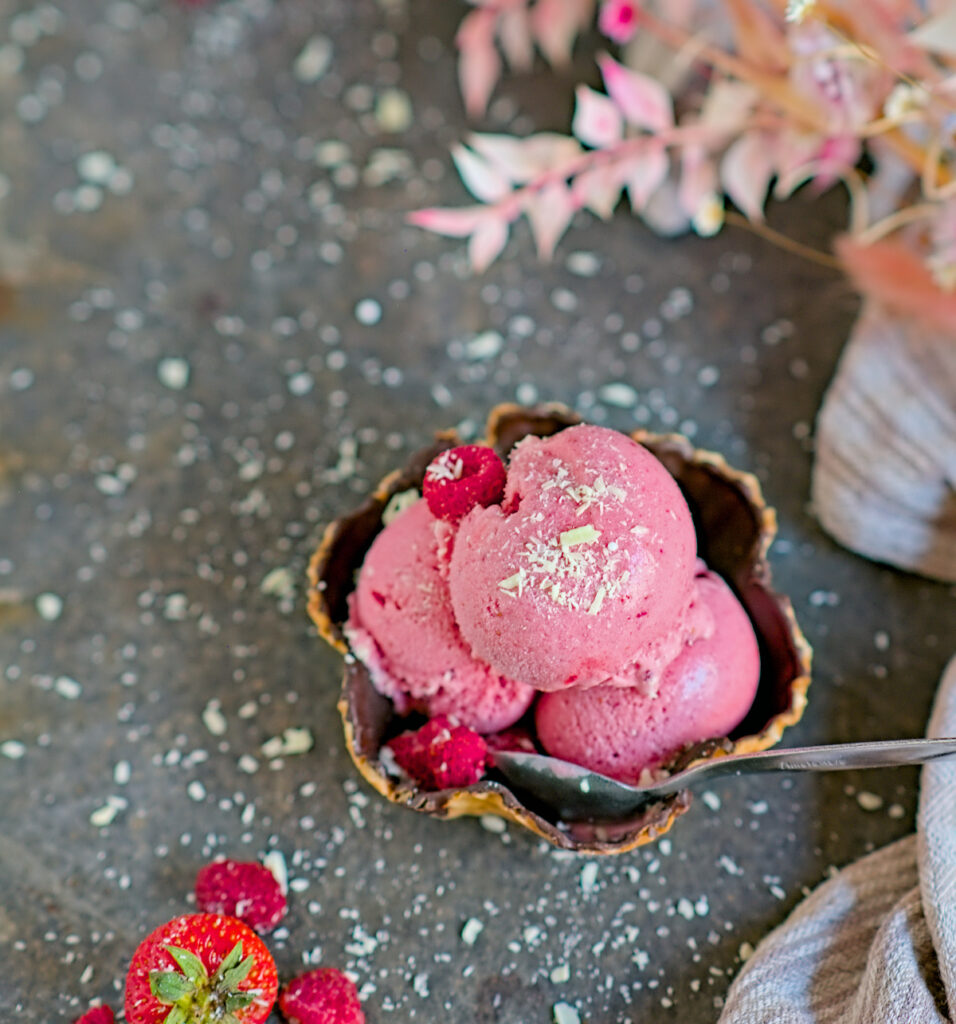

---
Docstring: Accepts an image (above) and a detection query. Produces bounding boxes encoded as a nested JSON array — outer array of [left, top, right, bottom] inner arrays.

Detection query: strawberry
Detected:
[[422, 445, 506, 523], [124, 913, 278, 1024], [278, 968, 364, 1024], [194, 859, 287, 935], [74, 1007, 115, 1024], [386, 715, 488, 789]]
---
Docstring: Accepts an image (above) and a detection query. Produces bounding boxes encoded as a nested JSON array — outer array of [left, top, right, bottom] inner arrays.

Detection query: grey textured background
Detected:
[[0, 1, 952, 1021]]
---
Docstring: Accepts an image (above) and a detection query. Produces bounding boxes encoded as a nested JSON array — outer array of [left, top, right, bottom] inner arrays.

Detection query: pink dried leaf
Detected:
[[836, 235, 956, 334], [814, 135, 862, 190], [678, 144, 718, 219], [572, 86, 624, 149], [467, 132, 583, 184], [571, 163, 624, 220], [498, 6, 535, 71], [771, 129, 823, 199], [406, 206, 490, 238], [699, 80, 760, 135], [641, 178, 693, 236], [525, 181, 576, 259], [451, 143, 513, 203], [908, 7, 956, 58], [622, 142, 669, 211], [720, 132, 775, 221], [723, 0, 790, 72], [530, 0, 582, 66], [571, 0, 597, 30], [457, 7, 502, 118], [468, 215, 510, 272], [597, 53, 674, 132]]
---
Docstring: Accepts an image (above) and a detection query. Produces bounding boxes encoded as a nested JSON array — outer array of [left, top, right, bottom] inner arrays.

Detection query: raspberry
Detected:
[[74, 1008, 115, 1024], [278, 967, 365, 1024], [422, 445, 506, 523], [194, 858, 288, 934], [386, 715, 489, 789], [485, 726, 538, 754]]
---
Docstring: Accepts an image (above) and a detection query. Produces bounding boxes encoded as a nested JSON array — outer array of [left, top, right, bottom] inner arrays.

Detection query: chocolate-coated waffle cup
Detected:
[[307, 403, 812, 854]]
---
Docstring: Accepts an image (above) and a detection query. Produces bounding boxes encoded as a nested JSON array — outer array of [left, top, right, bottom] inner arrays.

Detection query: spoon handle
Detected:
[[670, 736, 956, 792]]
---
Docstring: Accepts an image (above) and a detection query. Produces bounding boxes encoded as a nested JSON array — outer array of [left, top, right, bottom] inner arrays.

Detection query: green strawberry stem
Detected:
[[148, 940, 260, 1024]]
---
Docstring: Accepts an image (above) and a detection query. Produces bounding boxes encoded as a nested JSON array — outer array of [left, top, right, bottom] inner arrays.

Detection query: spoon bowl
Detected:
[[489, 737, 956, 822]]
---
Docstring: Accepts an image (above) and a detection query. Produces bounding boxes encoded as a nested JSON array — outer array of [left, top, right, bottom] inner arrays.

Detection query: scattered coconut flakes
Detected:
[[35, 592, 63, 620], [560, 525, 601, 549], [157, 357, 190, 391], [375, 88, 412, 132], [77, 150, 116, 184], [461, 918, 484, 946], [354, 298, 382, 326], [54, 676, 82, 700], [294, 35, 332, 82], [857, 791, 884, 812], [237, 754, 259, 774], [553, 1002, 581, 1024], [566, 251, 601, 277], [260, 568, 295, 600], [550, 963, 570, 984], [739, 941, 755, 961], [598, 382, 638, 408], [412, 973, 429, 998], [479, 814, 506, 834], [888, 803, 906, 819], [1, 739, 26, 760], [382, 488, 420, 525], [701, 791, 721, 811], [260, 850, 289, 894], [113, 760, 131, 785], [464, 330, 503, 361], [90, 795, 127, 827], [580, 861, 599, 894], [187, 780, 206, 801], [202, 700, 227, 736], [676, 898, 695, 920], [261, 727, 314, 759]]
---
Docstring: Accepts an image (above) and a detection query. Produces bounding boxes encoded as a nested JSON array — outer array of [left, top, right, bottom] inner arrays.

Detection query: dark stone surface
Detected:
[[0, 1, 951, 1021]]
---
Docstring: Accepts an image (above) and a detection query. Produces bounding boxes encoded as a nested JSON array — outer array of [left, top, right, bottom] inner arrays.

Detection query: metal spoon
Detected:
[[489, 738, 956, 821]]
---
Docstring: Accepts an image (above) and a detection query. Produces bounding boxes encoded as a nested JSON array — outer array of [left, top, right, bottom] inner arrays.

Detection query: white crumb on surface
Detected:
[[201, 700, 228, 736], [157, 357, 190, 390], [35, 592, 63, 620], [553, 1001, 581, 1024], [857, 791, 884, 811], [1, 740, 26, 760]]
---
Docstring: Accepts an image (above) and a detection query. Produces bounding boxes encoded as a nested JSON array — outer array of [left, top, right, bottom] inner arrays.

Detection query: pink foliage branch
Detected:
[[456, 0, 596, 117], [415, 0, 956, 284]]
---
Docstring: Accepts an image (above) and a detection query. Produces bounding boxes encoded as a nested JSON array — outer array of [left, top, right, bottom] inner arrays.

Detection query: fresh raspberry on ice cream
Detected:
[[194, 858, 288, 934], [423, 445, 506, 523], [386, 715, 489, 789], [278, 967, 365, 1024]]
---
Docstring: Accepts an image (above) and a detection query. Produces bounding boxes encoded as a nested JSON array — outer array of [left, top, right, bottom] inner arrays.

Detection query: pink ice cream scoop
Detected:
[[534, 570, 760, 782], [345, 499, 534, 734], [447, 425, 697, 691]]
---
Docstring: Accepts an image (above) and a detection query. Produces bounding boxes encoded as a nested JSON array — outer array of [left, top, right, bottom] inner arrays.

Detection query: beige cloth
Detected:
[[719, 655, 956, 1024]]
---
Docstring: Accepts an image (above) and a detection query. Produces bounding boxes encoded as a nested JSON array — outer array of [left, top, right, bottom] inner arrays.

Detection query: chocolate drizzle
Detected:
[[308, 403, 812, 855]]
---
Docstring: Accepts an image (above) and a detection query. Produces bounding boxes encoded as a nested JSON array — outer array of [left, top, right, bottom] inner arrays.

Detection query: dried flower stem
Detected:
[[724, 210, 843, 269], [856, 203, 942, 246]]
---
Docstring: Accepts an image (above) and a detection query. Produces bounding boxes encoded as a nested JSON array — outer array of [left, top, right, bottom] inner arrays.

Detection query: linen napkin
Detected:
[[719, 654, 956, 1024]]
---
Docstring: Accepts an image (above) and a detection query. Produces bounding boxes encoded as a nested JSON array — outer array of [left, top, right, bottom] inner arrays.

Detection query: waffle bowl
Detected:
[[307, 403, 812, 854]]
